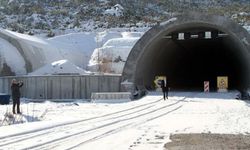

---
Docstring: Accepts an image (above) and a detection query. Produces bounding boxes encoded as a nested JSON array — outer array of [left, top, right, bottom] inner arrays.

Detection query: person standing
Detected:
[[160, 79, 169, 100], [166, 80, 169, 99], [160, 79, 166, 100], [11, 79, 23, 114]]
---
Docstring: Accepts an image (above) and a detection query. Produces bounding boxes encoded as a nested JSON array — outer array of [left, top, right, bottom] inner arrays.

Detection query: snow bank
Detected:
[[47, 33, 97, 69], [29, 60, 89, 75], [244, 26, 250, 33]]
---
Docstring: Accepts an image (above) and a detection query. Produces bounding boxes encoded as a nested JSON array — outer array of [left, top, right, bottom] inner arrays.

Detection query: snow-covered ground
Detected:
[[0, 91, 250, 150]]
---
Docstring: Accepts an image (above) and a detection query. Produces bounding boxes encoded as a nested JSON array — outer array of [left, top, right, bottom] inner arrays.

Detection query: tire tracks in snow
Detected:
[[27, 97, 187, 150], [0, 98, 162, 148], [67, 105, 183, 150]]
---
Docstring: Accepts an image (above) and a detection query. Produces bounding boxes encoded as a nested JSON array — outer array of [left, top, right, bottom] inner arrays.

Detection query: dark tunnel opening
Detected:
[[123, 14, 250, 98], [135, 28, 248, 92]]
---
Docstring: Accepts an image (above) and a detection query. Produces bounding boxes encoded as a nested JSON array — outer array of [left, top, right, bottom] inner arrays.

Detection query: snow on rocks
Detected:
[[88, 37, 140, 73], [103, 4, 124, 17], [244, 25, 250, 33]]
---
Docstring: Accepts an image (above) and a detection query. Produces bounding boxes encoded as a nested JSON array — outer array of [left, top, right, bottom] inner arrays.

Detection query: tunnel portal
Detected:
[[122, 13, 250, 92]]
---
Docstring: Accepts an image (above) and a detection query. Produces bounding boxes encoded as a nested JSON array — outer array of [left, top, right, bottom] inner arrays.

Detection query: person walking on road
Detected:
[[11, 79, 23, 114], [160, 79, 168, 100], [161, 80, 166, 100], [166, 81, 169, 99]]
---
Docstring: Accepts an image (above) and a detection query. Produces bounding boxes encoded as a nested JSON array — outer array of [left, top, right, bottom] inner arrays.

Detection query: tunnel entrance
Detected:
[[153, 29, 245, 91], [122, 13, 250, 94]]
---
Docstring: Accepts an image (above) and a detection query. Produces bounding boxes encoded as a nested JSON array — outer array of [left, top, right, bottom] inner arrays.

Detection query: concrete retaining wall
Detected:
[[0, 75, 122, 100]]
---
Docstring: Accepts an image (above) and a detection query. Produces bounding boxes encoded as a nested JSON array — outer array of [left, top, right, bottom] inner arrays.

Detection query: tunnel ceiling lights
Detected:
[[164, 31, 228, 40]]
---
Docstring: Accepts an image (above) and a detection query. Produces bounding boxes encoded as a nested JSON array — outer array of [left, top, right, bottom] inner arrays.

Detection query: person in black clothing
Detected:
[[11, 79, 23, 114], [160, 79, 168, 100], [161, 80, 166, 100], [165, 81, 169, 99]]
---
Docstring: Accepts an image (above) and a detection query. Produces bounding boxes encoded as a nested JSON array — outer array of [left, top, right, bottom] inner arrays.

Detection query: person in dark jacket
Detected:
[[11, 79, 23, 114], [166, 81, 169, 99], [160, 79, 169, 100], [160, 79, 167, 100]]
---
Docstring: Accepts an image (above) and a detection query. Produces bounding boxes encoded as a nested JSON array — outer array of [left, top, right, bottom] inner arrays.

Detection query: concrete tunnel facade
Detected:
[[122, 13, 250, 93]]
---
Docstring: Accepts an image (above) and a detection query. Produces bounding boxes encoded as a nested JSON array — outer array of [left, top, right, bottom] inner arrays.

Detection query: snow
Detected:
[[1, 91, 250, 149], [160, 18, 177, 26], [46, 32, 97, 69], [88, 37, 140, 73], [244, 25, 250, 33], [0, 38, 26, 75], [28, 59, 89, 75], [2, 29, 48, 44], [103, 4, 124, 17], [0, 28, 146, 75]]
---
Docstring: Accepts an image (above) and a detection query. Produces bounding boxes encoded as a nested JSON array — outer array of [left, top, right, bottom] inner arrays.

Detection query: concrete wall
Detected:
[[0, 75, 121, 100]]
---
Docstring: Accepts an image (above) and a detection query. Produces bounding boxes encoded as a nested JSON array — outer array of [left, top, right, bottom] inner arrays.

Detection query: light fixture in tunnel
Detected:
[[165, 30, 227, 40], [205, 31, 211, 39], [178, 33, 185, 40]]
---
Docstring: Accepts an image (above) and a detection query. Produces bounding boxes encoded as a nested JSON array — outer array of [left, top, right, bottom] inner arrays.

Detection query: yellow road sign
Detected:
[[154, 76, 166, 88], [217, 76, 228, 90]]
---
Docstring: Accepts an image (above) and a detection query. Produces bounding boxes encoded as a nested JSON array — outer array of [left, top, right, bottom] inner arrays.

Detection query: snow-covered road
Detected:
[[0, 92, 250, 150]]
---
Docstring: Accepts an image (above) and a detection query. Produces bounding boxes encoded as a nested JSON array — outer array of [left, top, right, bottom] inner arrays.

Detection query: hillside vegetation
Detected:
[[0, 0, 249, 36]]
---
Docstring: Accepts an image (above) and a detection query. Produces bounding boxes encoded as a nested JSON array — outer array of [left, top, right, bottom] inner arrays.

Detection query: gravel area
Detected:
[[164, 133, 250, 150]]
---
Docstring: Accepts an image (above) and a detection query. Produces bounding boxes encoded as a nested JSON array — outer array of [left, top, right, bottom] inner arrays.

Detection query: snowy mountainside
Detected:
[[0, 0, 249, 37]]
